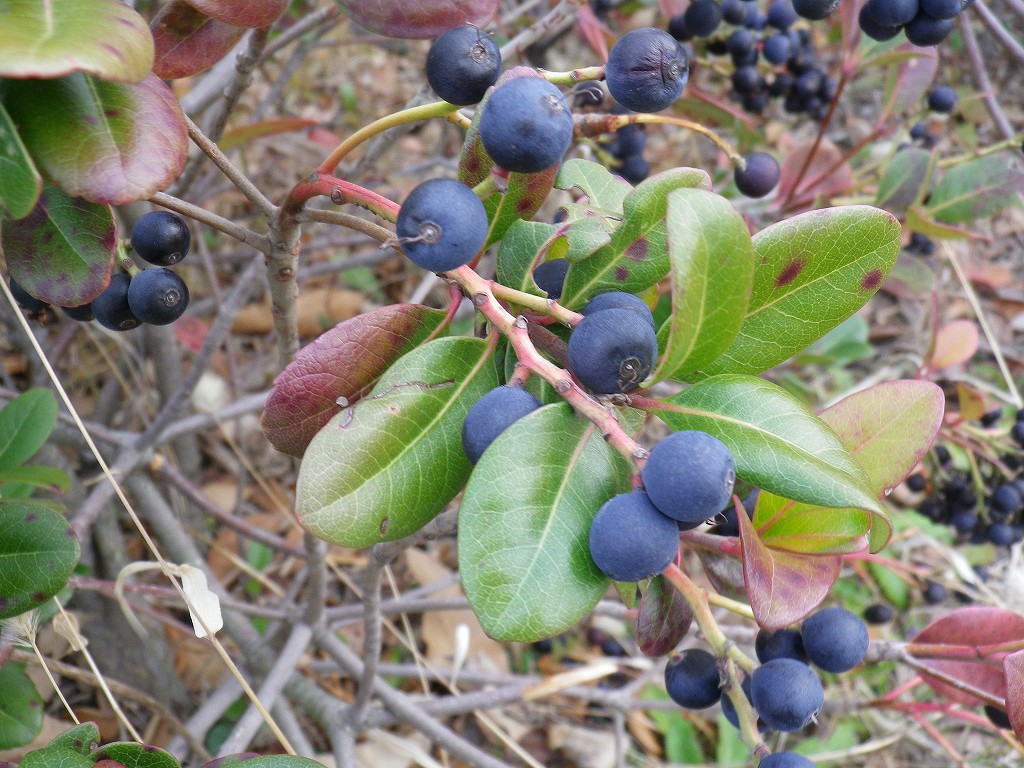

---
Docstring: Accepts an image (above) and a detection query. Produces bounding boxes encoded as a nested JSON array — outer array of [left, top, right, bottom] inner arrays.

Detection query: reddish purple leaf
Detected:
[[911, 607, 1024, 706], [182, 0, 287, 27], [1005, 649, 1024, 741], [337, 0, 499, 39], [636, 574, 694, 657], [261, 305, 447, 457], [927, 319, 979, 372], [882, 44, 938, 121], [152, 1, 247, 80], [737, 504, 840, 630]]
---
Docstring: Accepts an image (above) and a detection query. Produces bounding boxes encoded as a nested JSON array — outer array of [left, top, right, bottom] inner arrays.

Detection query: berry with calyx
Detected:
[[751, 658, 824, 731], [864, 603, 894, 624], [61, 303, 94, 322], [735, 153, 781, 198], [533, 258, 570, 299], [480, 77, 573, 173], [755, 628, 808, 663], [425, 26, 501, 106], [130, 211, 192, 266], [605, 28, 689, 113], [583, 291, 654, 327], [802, 606, 869, 672], [8, 277, 48, 312], [760, 753, 817, 768], [92, 273, 141, 332], [792, 0, 840, 20], [461, 385, 542, 463], [642, 430, 736, 524], [664, 648, 722, 709], [127, 268, 190, 325], [567, 308, 658, 394], [588, 491, 679, 582], [928, 86, 958, 113], [397, 178, 488, 272]]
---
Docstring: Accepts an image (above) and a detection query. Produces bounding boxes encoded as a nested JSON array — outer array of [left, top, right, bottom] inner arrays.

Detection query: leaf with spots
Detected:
[[336, 0, 499, 38], [45, 723, 100, 755], [560, 167, 712, 309], [296, 337, 498, 548], [0, 0, 153, 82], [262, 304, 447, 457], [0, 100, 41, 220], [925, 154, 1024, 226], [2, 73, 187, 205], [151, 1, 247, 80], [94, 742, 181, 768], [459, 404, 630, 641], [701, 206, 900, 377], [0, 500, 80, 620], [0, 662, 43, 750], [0, 183, 116, 307], [483, 165, 558, 248], [652, 188, 753, 383]]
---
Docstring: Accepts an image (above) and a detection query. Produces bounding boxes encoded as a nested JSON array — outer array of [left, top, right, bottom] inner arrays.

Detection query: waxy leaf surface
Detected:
[[95, 742, 180, 768], [152, 1, 247, 80], [0, 500, 80, 620], [496, 220, 557, 296], [556, 158, 631, 214], [0, 101, 41, 219], [297, 337, 497, 548], [0, 389, 57, 470], [336, 0, 499, 38], [459, 404, 629, 641], [262, 305, 446, 457]]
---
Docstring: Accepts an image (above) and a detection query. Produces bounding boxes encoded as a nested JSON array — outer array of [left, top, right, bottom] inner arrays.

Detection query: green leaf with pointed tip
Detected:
[[560, 167, 712, 309], [496, 220, 557, 296], [0, 662, 42, 749], [0, 0, 153, 82], [46, 723, 100, 755], [0, 100, 41, 220], [925, 154, 1024, 225], [866, 561, 911, 610], [3, 73, 187, 206], [0, 389, 57, 470], [296, 337, 497, 548], [652, 188, 753, 383], [483, 166, 558, 248], [459, 404, 630, 641], [555, 158, 632, 214], [875, 147, 932, 213], [94, 743, 180, 768], [0, 500, 80, 619], [1, 183, 116, 306], [702, 206, 900, 376], [658, 375, 881, 514]]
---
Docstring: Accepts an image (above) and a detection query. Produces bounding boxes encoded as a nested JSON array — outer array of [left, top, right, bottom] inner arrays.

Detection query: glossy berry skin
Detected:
[[864, 603, 894, 624], [760, 753, 817, 768], [763, 33, 793, 65], [588, 491, 679, 582], [802, 607, 869, 672], [605, 28, 689, 113], [425, 27, 501, 106], [664, 649, 721, 709], [61, 303, 94, 322], [928, 86, 957, 113], [480, 77, 573, 173], [461, 385, 542, 463], [792, 0, 840, 20], [735, 153, 781, 198], [130, 211, 192, 266], [533, 258, 570, 299], [92, 273, 141, 332], [567, 308, 658, 394], [642, 431, 736, 524], [755, 629, 808, 664], [8, 277, 48, 312], [751, 658, 824, 732], [397, 179, 488, 272], [583, 292, 655, 328], [127, 268, 190, 325]]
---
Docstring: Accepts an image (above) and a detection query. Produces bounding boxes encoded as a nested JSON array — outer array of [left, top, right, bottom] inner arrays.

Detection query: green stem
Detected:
[[490, 282, 583, 327], [936, 131, 1024, 168], [539, 65, 606, 86]]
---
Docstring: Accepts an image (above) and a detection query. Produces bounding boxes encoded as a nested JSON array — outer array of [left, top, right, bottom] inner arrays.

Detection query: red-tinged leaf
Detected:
[[882, 44, 938, 120], [636, 574, 694, 657], [152, 1, 247, 80], [219, 118, 319, 151], [928, 319, 979, 371], [3, 73, 187, 206], [911, 607, 1024, 706], [483, 165, 558, 248], [174, 316, 210, 354], [737, 500, 840, 629], [576, 3, 610, 61], [181, 0, 287, 27], [838, 0, 860, 53], [261, 305, 447, 457], [754, 495, 869, 555], [337, 0, 499, 39], [1005, 650, 1024, 741], [775, 138, 852, 205], [925, 155, 1024, 226], [905, 206, 979, 242]]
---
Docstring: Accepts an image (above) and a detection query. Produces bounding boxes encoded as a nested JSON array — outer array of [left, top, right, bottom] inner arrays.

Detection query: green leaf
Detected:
[[905, 205, 975, 241], [0, 100, 41, 220], [555, 158, 632, 214], [0, 465, 70, 492], [296, 337, 498, 548], [45, 722, 100, 755], [866, 561, 911, 610], [926, 155, 1024, 225], [0, 500, 81, 619], [459, 404, 630, 641], [95, 743, 181, 768], [658, 375, 881, 513], [0, 390, 57, 470], [20, 749, 95, 768], [3, 73, 187, 206], [875, 147, 932, 212], [1, 183, 116, 307], [0, 0, 153, 82], [702, 206, 900, 376], [643, 686, 704, 764], [716, 711, 749, 765], [560, 167, 712, 309], [495, 220, 557, 296], [653, 188, 753, 382], [483, 166, 557, 248], [754, 493, 869, 555], [0, 662, 43, 749]]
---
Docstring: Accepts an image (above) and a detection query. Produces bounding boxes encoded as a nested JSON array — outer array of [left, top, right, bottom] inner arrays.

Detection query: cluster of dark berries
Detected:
[[603, 107, 650, 185], [668, 0, 838, 121], [8, 211, 192, 332], [859, 0, 969, 46], [664, 607, 868, 767]]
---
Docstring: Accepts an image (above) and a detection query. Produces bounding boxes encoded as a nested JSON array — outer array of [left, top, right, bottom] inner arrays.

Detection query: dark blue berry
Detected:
[[583, 292, 655, 327], [127, 268, 190, 325], [619, 153, 650, 184], [533, 258, 570, 299], [130, 211, 191, 267], [864, 603, 894, 624], [906, 473, 927, 492], [735, 153, 781, 198], [480, 77, 573, 173], [8, 277, 48, 312], [920, 0, 961, 18], [642, 431, 736, 524], [567, 308, 658, 393], [425, 27, 501, 106], [792, 0, 840, 20], [991, 483, 1023, 515], [605, 27, 689, 113], [721, 675, 766, 730], [986, 705, 1012, 729], [664, 649, 722, 708], [928, 86, 957, 113], [922, 580, 947, 604], [867, 0, 919, 27], [61, 303, 94, 322], [461, 385, 542, 463], [987, 523, 1015, 546], [92, 273, 141, 332], [751, 658, 823, 731], [722, 0, 748, 24], [397, 178, 488, 272], [802, 607, 869, 673], [667, 13, 692, 41], [904, 11, 953, 45], [755, 629, 808, 663], [767, 0, 800, 28], [763, 33, 794, 64], [684, 0, 724, 37], [588, 491, 679, 582], [760, 753, 817, 768], [612, 121, 647, 158], [952, 510, 977, 533], [732, 65, 763, 95]]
